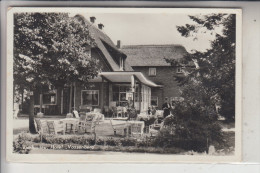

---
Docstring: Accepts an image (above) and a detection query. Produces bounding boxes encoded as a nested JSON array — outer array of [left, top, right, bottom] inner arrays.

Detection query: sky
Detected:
[[71, 13, 222, 53]]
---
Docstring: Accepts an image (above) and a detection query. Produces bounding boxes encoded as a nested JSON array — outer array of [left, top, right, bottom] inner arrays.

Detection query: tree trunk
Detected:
[[29, 94, 36, 134], [74, 82, 76, 111], [69, 84, 73, 113], [21, 89, 24, 111], [39, 93, 43, 113]]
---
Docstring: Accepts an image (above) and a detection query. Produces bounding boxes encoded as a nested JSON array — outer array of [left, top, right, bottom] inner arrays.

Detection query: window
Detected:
[[176, 67, 183, 73], [81, 90, 99, 106], [149, 68, 156, 76], [112, 85, 131, 106], [151, 96, 158, 107], [34, 90, 57, 105], [43, 93, 56, 105]]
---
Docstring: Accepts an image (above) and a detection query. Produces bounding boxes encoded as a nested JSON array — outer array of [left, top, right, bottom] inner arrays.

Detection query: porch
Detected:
[[71, 71, 162, 117], [31, 71, 162, 117]]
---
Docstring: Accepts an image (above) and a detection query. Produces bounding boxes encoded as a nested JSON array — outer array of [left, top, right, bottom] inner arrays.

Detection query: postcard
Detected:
[[6, 7, 242, 162]]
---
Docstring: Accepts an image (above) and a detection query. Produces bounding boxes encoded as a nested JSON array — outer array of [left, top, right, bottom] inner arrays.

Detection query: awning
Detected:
[[98, 71, 162, 87]]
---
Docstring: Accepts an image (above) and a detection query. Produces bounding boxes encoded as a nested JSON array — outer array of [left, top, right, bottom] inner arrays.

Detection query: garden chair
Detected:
[[116, 106, 124, 118], [47, 121, 65, 135], [96, 113, 104, 124], [82, 114, 98, 134], [127, 108, 137, 121], [78, 114, 87, 133], [93, 108, 102, 113], [34, 118, 48, 134], [109, 119, 127, 136], [130, 123, 143, 138], [73, 110, 80, 119], [89, 120, 97, 134], [149, 119, 164, 137], [79, 111, 86, 117], [122, 107, 127, 118]]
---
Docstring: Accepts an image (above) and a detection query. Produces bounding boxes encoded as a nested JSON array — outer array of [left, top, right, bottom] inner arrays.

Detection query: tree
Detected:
[[163, 14, 236, 152], [167, 14, 235, 121], [14, 13, 99, 133]]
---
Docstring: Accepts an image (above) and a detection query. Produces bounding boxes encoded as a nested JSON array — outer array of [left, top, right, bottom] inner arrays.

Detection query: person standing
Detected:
[[162, 98, 171, 118], [147, 107, 151, 115], [151, 106, 156, 116]]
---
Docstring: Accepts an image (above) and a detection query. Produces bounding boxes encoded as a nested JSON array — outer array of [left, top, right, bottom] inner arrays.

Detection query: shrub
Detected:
[[153, 102, 224, 152], [78, 137, 88, 145], [136, 140, 148, 147], [120, 138, 136, 147], [13, 134, 31, 154], [105, 137, 118, 146], [13, 133, 187, 154], [33, 135, 41, 143], [86, 137, 96, 146], [96, 138, 105, 145]]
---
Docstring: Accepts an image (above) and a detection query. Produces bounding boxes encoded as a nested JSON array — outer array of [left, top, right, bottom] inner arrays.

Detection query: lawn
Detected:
[[13, 117, 128, 137], [13, 117, 235, 155]]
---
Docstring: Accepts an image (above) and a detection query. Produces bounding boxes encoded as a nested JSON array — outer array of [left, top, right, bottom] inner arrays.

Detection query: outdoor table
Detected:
[[137, 113, 158, 121], [60, 118, 79, 134], [137, 113, 147, 120], [85, 112, 105, 123], [156, 110, 164, 118]]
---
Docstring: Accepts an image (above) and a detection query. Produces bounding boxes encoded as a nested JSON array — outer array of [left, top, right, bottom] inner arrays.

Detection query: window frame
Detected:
[[148, 67, 156, 76], [112, 84, 132, 106], [35, 90, 57, 106], [81, 90, 99, 106]]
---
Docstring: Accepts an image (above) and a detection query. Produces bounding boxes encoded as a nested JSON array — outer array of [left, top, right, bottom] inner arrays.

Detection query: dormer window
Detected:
[[177, 67, 183, 73]]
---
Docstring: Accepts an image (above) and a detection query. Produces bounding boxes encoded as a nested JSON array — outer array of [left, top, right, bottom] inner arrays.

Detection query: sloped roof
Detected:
[[122, 44, 187, 66], [74, 15, 133, 71]]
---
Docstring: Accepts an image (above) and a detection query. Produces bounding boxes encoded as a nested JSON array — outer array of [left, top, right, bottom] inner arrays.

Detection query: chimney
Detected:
[[116, 40, 121, 48], [98, 23, 104, 30], [90, 16, 96, 23]]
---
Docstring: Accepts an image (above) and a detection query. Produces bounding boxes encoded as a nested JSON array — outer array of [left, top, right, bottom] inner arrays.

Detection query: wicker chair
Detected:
[[130, 123, 143, 137], [109, 119, 127, 136], [149, 119, 164, 137], [116, 107, 124, 118], [78, 114, 87, 133], [73, 110, 80, 118], [34, 118, 48, 134], [47, 121, 65, 135]]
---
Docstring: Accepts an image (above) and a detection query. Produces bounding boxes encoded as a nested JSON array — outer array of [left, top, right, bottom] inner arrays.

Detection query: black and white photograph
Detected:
[[6, 8, 242, 162]]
